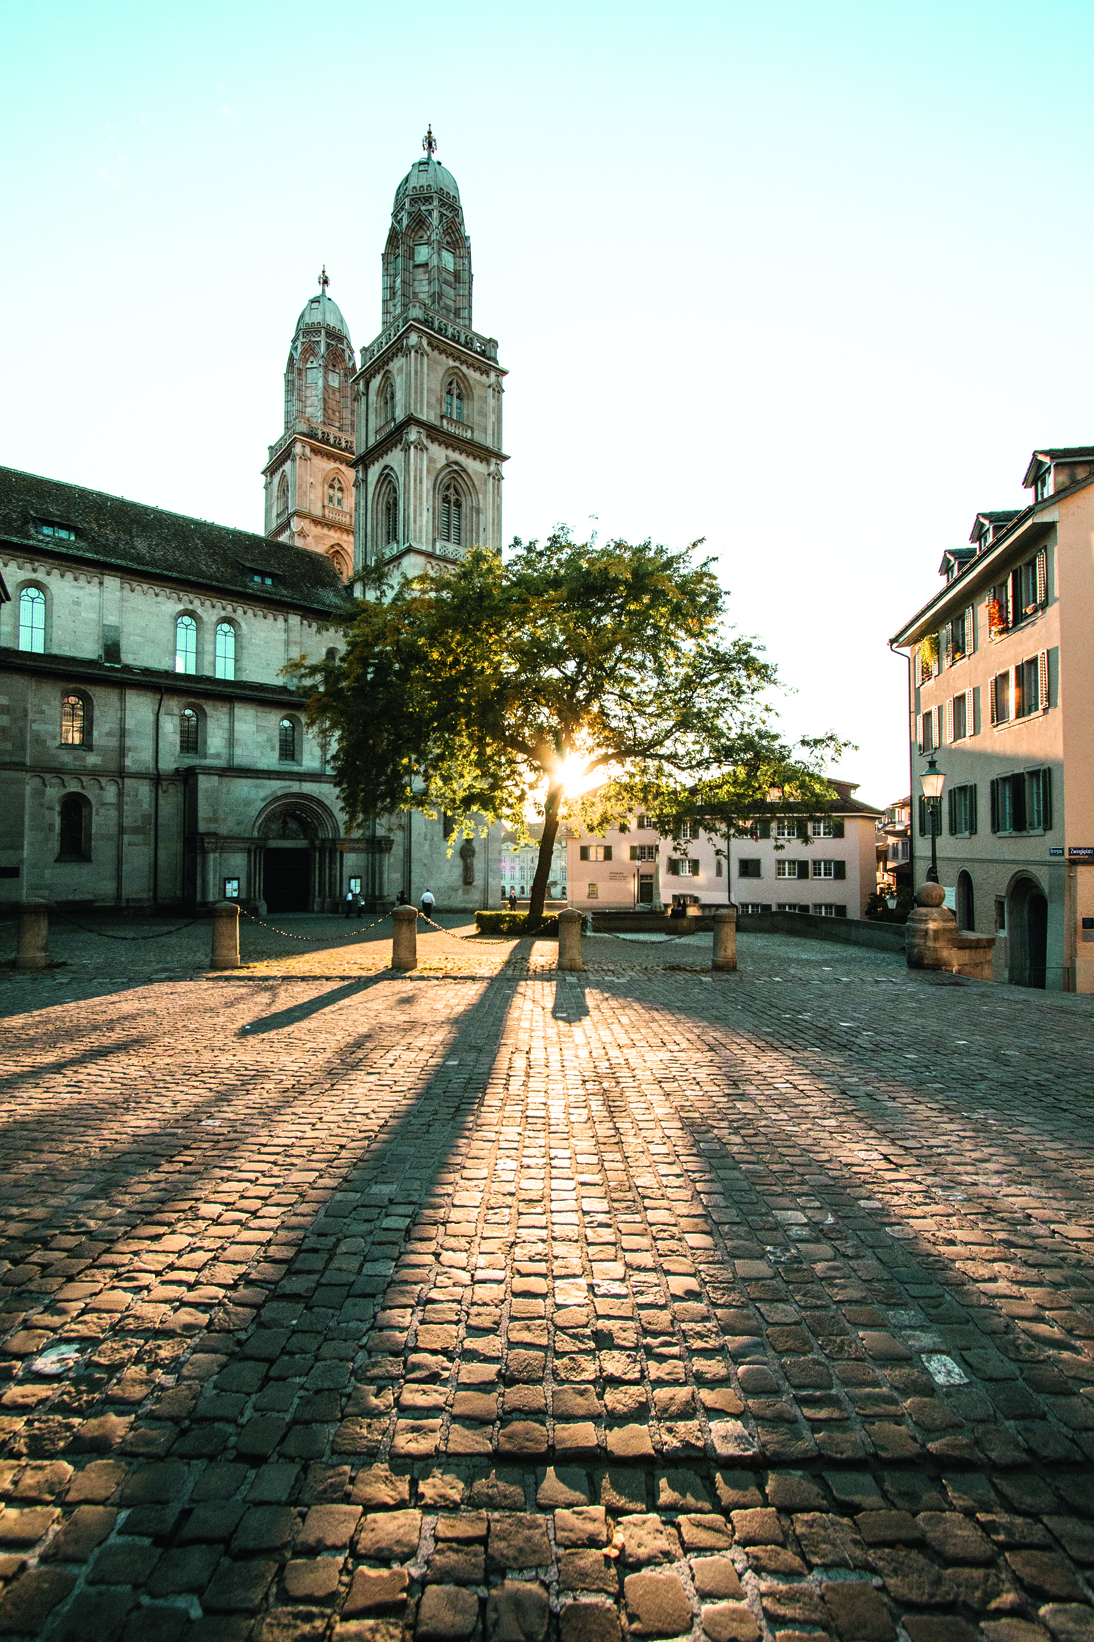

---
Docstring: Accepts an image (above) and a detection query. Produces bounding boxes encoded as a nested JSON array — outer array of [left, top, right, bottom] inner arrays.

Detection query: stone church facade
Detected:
[[0, 137, 506, 916]]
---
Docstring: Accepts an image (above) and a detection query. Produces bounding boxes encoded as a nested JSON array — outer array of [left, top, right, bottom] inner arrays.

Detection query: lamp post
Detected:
[[919, 755, 946, 884]]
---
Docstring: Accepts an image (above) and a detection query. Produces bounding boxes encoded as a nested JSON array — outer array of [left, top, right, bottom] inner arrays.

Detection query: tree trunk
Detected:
[[527, 783, 563, 927]]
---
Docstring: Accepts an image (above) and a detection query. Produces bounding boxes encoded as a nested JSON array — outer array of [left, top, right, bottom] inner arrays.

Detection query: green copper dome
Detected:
[[394, 154, 461, 209], [293, 288, 352, 344]]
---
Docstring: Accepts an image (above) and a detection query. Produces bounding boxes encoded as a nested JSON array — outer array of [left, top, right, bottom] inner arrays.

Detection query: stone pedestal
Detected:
[[15, 903, 50, 970], [712, 907, 737, 972], [905, 883, 996, 979], [558, 909, 583, 972], [211, 901, 240, 970], [391, 905, 417, 971]]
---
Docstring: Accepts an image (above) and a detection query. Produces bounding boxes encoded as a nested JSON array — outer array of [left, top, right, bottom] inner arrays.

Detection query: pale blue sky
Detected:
[[3, 1, 1092, 805]]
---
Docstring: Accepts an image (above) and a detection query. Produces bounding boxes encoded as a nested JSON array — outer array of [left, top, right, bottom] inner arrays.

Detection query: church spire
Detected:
[[422, 125, 437, 158], [383, 137, 471, 328]]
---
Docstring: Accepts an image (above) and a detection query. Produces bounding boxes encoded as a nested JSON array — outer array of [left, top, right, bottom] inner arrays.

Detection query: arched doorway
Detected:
[[956, 870, 974, 932], [1008, 875, 1048, 989], [254, 797, 338, 913]]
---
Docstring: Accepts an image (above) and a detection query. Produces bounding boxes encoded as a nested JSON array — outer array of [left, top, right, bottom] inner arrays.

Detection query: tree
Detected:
[[289, 531, 848, 924]]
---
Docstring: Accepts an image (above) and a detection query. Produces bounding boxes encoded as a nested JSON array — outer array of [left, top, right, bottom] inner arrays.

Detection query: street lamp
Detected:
[[919, 755, 946, 884]]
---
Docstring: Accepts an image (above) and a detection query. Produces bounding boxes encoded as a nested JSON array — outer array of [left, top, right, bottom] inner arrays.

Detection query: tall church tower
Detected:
[[352, 131, 507, 581], [263, 274, 357, 580]]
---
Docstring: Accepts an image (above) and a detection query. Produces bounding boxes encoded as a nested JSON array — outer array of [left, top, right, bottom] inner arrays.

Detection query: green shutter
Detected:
[[629, 845, 639, 860], [603, 845, 612, 862], [797, 861, 810, 880], [833, 860, 846, 880], [579, 845, 589, 861], [757, 820, 771, 839], [989, 780, 999, 833], [831, 817, 844, 838]]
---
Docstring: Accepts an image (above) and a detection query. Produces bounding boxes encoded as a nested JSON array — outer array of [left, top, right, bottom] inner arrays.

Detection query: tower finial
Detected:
[[319, 266, 329, 291], [422, 125, 437, 158]]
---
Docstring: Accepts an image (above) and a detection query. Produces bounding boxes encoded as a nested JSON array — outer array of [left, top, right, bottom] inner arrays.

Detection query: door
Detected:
[[264, 847, 311, 913], [1028, 892, 1047, 989]]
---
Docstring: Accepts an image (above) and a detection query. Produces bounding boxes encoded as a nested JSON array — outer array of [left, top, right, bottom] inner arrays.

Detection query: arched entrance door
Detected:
[[254, 797, 338, 913], [956, 870, 974, 932], [1008, 875, 1048, 989]]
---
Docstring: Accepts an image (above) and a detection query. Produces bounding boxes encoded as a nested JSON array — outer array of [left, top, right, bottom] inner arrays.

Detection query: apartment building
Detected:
[[565, 783, 879, 918], [890, 444, 1094, 991]]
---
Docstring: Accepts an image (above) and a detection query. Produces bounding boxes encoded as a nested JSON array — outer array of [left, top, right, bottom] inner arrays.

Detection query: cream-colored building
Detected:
[[565, 784, 879, 917], [891, 443, 1094, 991]]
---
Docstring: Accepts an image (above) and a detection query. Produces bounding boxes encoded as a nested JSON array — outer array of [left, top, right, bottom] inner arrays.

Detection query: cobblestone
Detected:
[[0, 934, 1090, 1638]]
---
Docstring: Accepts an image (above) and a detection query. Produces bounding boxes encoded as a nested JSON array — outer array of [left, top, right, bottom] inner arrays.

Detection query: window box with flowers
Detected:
[[987, 596, 1008, 642], [918, 633, 939, 683]]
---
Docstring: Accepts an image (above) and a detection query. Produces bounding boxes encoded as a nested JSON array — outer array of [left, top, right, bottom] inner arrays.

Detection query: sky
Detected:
[[2, 0, 1093, 808]]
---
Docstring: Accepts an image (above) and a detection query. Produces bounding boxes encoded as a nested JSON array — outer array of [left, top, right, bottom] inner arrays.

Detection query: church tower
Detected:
[[352, 131, 507, 581], [263, 274, 357, 580]]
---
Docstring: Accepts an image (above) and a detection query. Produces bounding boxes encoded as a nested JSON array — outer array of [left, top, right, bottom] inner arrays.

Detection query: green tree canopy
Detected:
[[289, 531, 848, 923]]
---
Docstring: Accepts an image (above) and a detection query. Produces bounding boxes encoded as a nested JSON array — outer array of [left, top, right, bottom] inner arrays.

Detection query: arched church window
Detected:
[[276, 473, 289, 517], [382, 484, 399, 547], [175, 614, 197, 675], [328, 476, 344, 510], [440, 483, 463, 546], [180, 707, 200, 755], [214, 621, 236, 680], [278, 718, 297, 762], [381, 382, 395, 424], [445, 380, 463, 422], [305, 363, 321, 422], [18, 587, 45, 653], [61, 694, 86, 746], [58, 793, 90, 860]]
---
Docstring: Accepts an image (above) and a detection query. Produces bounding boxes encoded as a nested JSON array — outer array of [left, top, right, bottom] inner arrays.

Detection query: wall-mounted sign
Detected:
[[1069, 846, 1094, 858], [1049, 847, 1064, 856]]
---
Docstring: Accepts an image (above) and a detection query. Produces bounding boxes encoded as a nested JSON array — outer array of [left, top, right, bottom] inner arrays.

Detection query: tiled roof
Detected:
[[0, 466, 350, 617]]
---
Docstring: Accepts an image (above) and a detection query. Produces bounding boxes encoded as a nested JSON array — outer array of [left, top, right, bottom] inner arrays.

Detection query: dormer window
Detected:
[[243, 567, 275, 586], [1034, 466, 1052, 502], [36, 521, 76, 541]]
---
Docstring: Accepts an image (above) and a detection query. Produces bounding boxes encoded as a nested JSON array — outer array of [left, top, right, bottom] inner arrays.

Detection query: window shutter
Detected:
[[1041, 767, 1052, 831], [967, 604, 976, 652], [945, 698, 954, 744], [1010, 664, 1019, 720], [833, 860, 846, 880], [989, 677, 998, 726], [602, 845, 612, 862], [797, 860, 810, 881], [965, 687, 975, 738], [757, 820, 770, 839], [629, 845, 638, 860], [989, 779, 999, 833], [1038, 649, 1048, 711], [936, 706, 944, 746], [831, 817, 844, 838], [917, 796, 927, 837], [690, 859, 699, 876], [579, 845, 589, 861], [797, 818, 809, 839], [1036, 548, 1047, 606], [947, 789, 956, 835], [917, 712, 926, 749]]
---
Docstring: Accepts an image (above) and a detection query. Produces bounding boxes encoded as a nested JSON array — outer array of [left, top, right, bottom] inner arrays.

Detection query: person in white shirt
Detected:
[[420, 890, 435, 919]]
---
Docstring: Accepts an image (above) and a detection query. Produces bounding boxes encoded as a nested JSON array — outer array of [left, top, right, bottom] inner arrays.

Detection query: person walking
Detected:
[[344, 889, 355, 919], [508, 887, 517, 912], [420, 889, 435, 920]]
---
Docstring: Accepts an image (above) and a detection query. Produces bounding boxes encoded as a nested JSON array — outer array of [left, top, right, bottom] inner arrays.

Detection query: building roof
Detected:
[[0, 466, 350, 617], [968, 509, 1020, 543], [293, 288, 353, 347], [394, 155, 461, 208], [1022, 446, 1094, 487]]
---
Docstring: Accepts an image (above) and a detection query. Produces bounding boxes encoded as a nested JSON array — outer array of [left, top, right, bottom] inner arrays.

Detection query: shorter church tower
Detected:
[[263, 273, 357, 580], [352, 131, 507, 581]]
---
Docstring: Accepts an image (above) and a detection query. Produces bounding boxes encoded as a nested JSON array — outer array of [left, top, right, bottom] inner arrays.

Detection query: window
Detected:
[[810, 818, 834, 837], [579, 845, 612, 861], [278, 718, 297, 762], [587, 882, 599, 899], [811, 859, 847, 879], [440, 482, 462, 545], [949, 609, 967, 662], [57, 793, 90, 860], [214, 622, 236, 680], [349, 878, 362, 896], [667, 858, 699, 876], [629, 844, 657, 861], [441, 248, 456, 272], [381, 482, 399, 546], [381, 382, 395, 423], [248, 571, 274, 586], [305, 363, 321, 420], [739, 859, 762, 878], [636, 814, 656, 832], [60, 694, 86, 746], [175, 614, 197, 674], [949, 689, 971, 741], [947, 783, 978, 836], [413, 244, 429, 265], [327, 370, 340, 389], [716, 858, 723, 876], [37, 522, 76, 540], [992, 653, 1048, 724], [18, 587, 45, 653], [919, 710, 936, 752], [445, 379, 464, 422], [738, 902, 771, 914], [276, 473, 289, 516], [774, 818, 800, 839], [776, 902, 810, 913], [223, 878, 240, 899], [180, 708, 200, 755], [813, 904, 846, 917], [1034, 465, 1052, 502], [677, 820, 699, 841], [328, 476, 344, 509], [776, 859, 809, 879], [990, 768, 1052, 834]]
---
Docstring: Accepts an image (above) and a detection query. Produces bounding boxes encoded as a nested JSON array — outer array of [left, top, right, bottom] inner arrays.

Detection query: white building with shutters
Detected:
[[891, 442, 1094, 992]]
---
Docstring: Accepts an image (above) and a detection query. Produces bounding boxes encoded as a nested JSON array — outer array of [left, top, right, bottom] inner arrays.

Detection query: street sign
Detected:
[[1068, 847, 1094, 858]]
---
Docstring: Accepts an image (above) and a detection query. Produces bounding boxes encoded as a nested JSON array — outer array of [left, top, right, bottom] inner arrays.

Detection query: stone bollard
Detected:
[[904, 882, 957, 970], [15, 902, 50, 971], [558, 909, 583, 972], [391, 904, 417, 971], [211, 901, 240, 970], [712, 906, 737, 972]]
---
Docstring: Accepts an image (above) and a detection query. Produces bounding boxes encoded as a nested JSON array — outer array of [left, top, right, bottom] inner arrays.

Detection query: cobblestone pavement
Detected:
[[0, 936, 1091, 1642]]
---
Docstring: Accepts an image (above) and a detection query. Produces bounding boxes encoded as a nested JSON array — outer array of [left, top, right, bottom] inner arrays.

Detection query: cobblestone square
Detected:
[[0, 926, 1091, 1642]]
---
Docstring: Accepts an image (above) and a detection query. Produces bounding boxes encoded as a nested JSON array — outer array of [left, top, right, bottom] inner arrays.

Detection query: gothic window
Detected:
[[276, 473, 289, 516], [305, 363, 322, 421], [378, 479, 399, 547], [175, 614, 197, 674], [58, 793, 90, 860], [61, 694, 86, 746], [278, 717, 297, 762], [327, 475, 344, 510], [180, 707, 200, 755], [328, 550, 349, 581], [445, 379, 463, 422], [214, 622, 236, 680], [18, 587, 45, 652], [381, 381, 395, 424], [440, 483, 462, 545]]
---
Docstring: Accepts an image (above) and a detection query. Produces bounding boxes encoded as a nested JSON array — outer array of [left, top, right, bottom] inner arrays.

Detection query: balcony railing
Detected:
[[323, 505, 351, 525], [441, 416, 474, 439]]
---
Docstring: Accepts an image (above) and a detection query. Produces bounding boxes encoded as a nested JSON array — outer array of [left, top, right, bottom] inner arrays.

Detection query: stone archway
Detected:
[[253, 796, 339, 913], [1007, 873, 1048, 989]]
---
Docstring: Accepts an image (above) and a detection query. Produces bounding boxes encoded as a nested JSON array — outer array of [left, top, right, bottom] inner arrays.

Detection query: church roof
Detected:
[[0, 466, 350, 618], [293, 288, 352, 346], [394, 155, 461, 208]]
